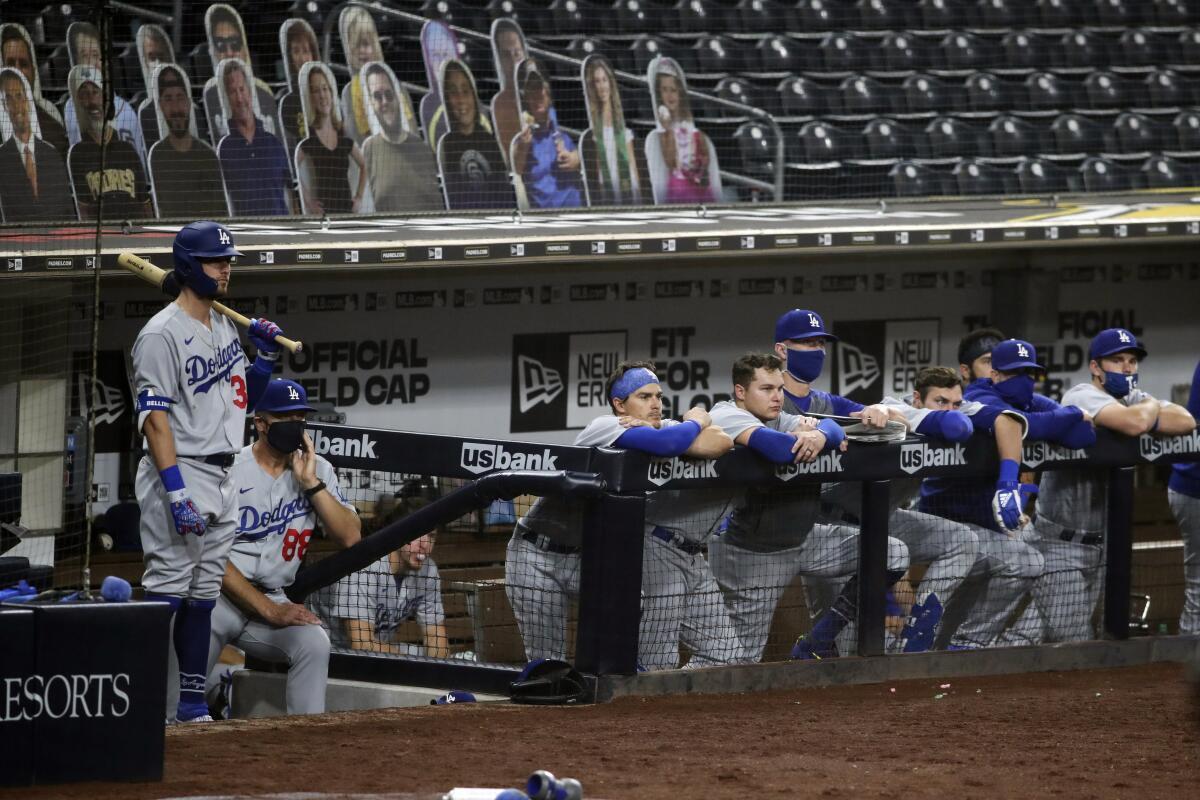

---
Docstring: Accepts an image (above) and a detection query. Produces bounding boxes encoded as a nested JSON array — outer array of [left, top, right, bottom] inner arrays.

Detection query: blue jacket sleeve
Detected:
[[829, 394, 865, 416], [1058, 417, 1098, 449], [746, 427, 798, 464], [615, 420, 702, 457], [916, 410, 974, 442], [1187, 359, 1200, 418], [966, 384, 1084, 442], [246, 358, 274, 411]]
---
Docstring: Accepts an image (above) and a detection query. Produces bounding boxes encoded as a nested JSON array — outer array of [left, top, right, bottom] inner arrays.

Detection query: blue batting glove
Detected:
[[248, 318, 283, 359], [167, 492, 207, 537], [992, 459, 1036, 533]]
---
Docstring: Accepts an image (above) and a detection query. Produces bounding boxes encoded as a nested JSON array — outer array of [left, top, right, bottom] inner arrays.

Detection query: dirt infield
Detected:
[[22, 662, 1200, 800]]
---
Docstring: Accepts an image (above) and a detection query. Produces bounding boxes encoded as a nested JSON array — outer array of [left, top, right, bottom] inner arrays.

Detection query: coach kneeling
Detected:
[[205, 379, 361, 716]]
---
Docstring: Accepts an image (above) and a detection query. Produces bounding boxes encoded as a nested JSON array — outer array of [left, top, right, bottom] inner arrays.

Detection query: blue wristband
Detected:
[[998, 458, 1019, 484], [815, 418, 845, 450], [159, 464, 185, 493]]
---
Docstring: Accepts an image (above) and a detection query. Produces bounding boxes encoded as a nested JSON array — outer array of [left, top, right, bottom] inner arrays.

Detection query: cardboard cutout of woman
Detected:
[[0, 67, 74, 222], [203, 4, 278, 145], [581, 55, 645, 206], [64, 21, 146, 168], [510, 57, 583, 209], [148, 63, 228, 218], [419, 19, 459, 153], [362, 61, 443, 212], [436, 59, 514, 210], [296, 62, 368, 215], [1, 23, 69, 159], [135, 24, 175, 148], [644, 56, 721, 204], [489, 18, 527, 167], [277, 18, 321, 173], [339, 5, 417, 146]]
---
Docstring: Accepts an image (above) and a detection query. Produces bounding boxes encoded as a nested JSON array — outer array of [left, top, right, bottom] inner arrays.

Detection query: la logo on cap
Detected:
[[809, 313, 820, 327], [1118, 330, 1131, 343], [288, 386, 299, 400], [1017, 343, 1029, 358]]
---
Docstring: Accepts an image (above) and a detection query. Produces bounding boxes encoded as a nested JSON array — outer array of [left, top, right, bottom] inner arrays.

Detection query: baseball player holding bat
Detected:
[[205, 379, 361, 717], [132, 220, 286, 723]]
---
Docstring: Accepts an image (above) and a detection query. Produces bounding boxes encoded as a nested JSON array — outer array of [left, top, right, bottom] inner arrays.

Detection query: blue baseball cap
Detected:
[[775, 309, 838, 343], [1089, 328, 1147, 361], [255, 379, 315, 414], [991, 339, 1044, 372]]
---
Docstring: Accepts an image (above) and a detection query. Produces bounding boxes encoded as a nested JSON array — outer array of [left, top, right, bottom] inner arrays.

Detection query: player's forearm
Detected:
[[684, 426, 733, 459], [993, 413, 1023, 463], [1157, 403, 1197, 435], [143, 410, 178, 471], [345, 620, 405, 655], [423, 623, 450, 659], [312, 493, 361, 548], [221, 562, 277, 621], [1096, 399, 1160, 436]]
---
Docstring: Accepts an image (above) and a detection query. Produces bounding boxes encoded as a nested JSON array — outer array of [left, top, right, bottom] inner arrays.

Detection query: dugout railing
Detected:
[[283, 420, 1200, 694]]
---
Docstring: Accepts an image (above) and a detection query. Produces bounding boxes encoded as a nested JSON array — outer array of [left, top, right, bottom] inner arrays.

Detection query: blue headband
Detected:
[[611, 367, 659, 399]]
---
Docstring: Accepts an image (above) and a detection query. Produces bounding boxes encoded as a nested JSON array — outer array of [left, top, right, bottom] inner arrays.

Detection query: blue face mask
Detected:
[[1102, 370, 1137, 398], [786, 347, 825, 383], [994, 374, 1035, 408]]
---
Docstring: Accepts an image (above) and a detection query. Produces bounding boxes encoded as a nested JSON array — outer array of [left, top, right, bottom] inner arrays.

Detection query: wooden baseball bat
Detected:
[[117, 251, 303, 354]]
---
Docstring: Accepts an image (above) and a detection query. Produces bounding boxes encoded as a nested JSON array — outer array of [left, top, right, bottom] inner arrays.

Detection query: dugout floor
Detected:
[[21, 662, 1199, 800]]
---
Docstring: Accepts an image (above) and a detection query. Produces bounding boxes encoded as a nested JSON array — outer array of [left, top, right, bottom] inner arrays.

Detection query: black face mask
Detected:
[[264, 420, 306, 453]]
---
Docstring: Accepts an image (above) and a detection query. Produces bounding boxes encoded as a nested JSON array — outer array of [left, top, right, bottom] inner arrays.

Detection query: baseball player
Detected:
[[204, 379, 361, 717], [956, 327, 1005, 384], [1170, 357, 1200, 634], [132, 220, 285, 723], [1020, 329, 1194, 642], [505, 361, 732, 664], [311, 531, 449, 657]]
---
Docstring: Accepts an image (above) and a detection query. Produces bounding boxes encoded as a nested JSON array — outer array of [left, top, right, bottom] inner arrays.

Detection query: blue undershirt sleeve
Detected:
[[615, 420, 702, 457], [746, 427, 799, 464], [916, 410, 974, 442]]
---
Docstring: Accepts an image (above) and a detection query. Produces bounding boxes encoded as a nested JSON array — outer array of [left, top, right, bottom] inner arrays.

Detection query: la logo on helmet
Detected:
[[218, 228, 231, 245], [288, 386, 299, 400]]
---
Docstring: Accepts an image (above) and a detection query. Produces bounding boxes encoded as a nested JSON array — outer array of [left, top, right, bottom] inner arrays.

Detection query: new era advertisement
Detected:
[[510, 330, 628, 433]]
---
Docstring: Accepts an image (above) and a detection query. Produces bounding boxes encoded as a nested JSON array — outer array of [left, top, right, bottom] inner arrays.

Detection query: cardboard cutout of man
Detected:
[[135, 24, 176, 148], [1, 23, 69, 161], [148, 64, 228, 218], [489, 18, 527, 167], [203, 4, 278, 145], [582, 54, 645, 206], [436, 58, 514, 210], [338, 6, 416, 146], [216, 58, 293, 216], [295, 62, 368, 215], [362, 61, 443, 212], [0, 68, 73, 221], [63, 20, 147, 169], [510, 57, 583, 209], [644, 56, 722, 204], [66, 64, 151, 219]]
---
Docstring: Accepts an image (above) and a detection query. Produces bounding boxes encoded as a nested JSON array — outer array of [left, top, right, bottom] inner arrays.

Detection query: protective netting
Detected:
[[6, 0, 1198, 222]]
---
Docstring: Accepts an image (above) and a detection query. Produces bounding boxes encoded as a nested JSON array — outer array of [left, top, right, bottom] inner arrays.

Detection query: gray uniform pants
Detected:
[[708, 524, 909, 662], [1001, 519, 1104, 645], [945, 524, 1045, 649], [889, 508, 979, 605], [1169, 490, 1200, 634], [504, 533, 581, 662], [136, 455, 237, 599], [638, 534, 742, 671], [204, 593, 331, 715]]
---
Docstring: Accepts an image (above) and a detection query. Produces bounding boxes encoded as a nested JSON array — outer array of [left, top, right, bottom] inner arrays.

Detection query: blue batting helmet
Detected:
[[172, 221, 242, 297]]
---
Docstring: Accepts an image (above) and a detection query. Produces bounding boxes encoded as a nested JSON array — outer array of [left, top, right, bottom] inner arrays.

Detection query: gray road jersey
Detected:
[[1039, 382, 1156, 534], [722, 405, 818, 552], [311, 555, 444, 648], [132, 303, 246, 454], [519, 415, 648, 546], [227, 444, 355, 591]]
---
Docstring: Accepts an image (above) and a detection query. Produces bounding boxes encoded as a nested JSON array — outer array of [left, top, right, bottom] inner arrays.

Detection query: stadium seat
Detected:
[[939, 32, 998, 73], [877, 32, 933, 73], [739, 0, 791, 32], [716, 76, 762, 114], [1146, 70, 1187, 109], [863, 117, 918, 159], [855, 0, 911, 31], [1096, 0, 1142, 28], [1036, 0, 1090, 28], [891, 160, 950, 196], [1016, 156, 1074, 193], [1142, 154, 1193, 188], [38, 3, 80, 45], [793, 120, 860, 161], [1080, 156, 1135, 192], [955, 158, 1016, 194], [1174, 111, 1200, 151], [613, 0, 653, 34], [839, 75, 896, 117], [795, 0, 839, 33], [1057, 31, 1107, 71], [1001, 31, 1047, 72], [187, 43, 213, 89], [778, 76, 832, 117], [1052, 113, 1110, 155], [1177, 29, 1200, 71], [1119, 29, 1161, 70], [488, 0, 543, 36], [786, 161, 849, 199], [733, 119, 778, 178], [1083, 72, 1132, 111], [625, 35, 670, 73], [922, 116, 985, 159], [674, 0, 721, 34], [989, 115, 1043, 158], [976, 0, 1031, 30], [1154, 0, 1196, 26], [695, 35, 753, 75], [1025, 72, 1069, 111], [918, 0, 965, 30], [903, 73, 962, 115], [566, 36, 604, 61], [756, 35, 800, 74], [550, 0, 600, 35], [1113, 113, 1166, 153], [819, 32, 871, 74], [965, 72, 1013, 112]]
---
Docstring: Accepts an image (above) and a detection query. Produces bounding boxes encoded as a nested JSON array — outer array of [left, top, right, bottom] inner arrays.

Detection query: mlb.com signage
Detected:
[[460, 442, 560, 475]]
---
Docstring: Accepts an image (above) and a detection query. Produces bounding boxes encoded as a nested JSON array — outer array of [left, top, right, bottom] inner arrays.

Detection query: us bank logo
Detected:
[[509, 330, 627, 433]]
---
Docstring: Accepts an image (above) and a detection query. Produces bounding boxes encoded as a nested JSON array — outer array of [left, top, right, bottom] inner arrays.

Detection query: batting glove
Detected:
[[248, 318, 284, 360], [167, 492, 207, 537], [992, 459, 1037, 533]]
